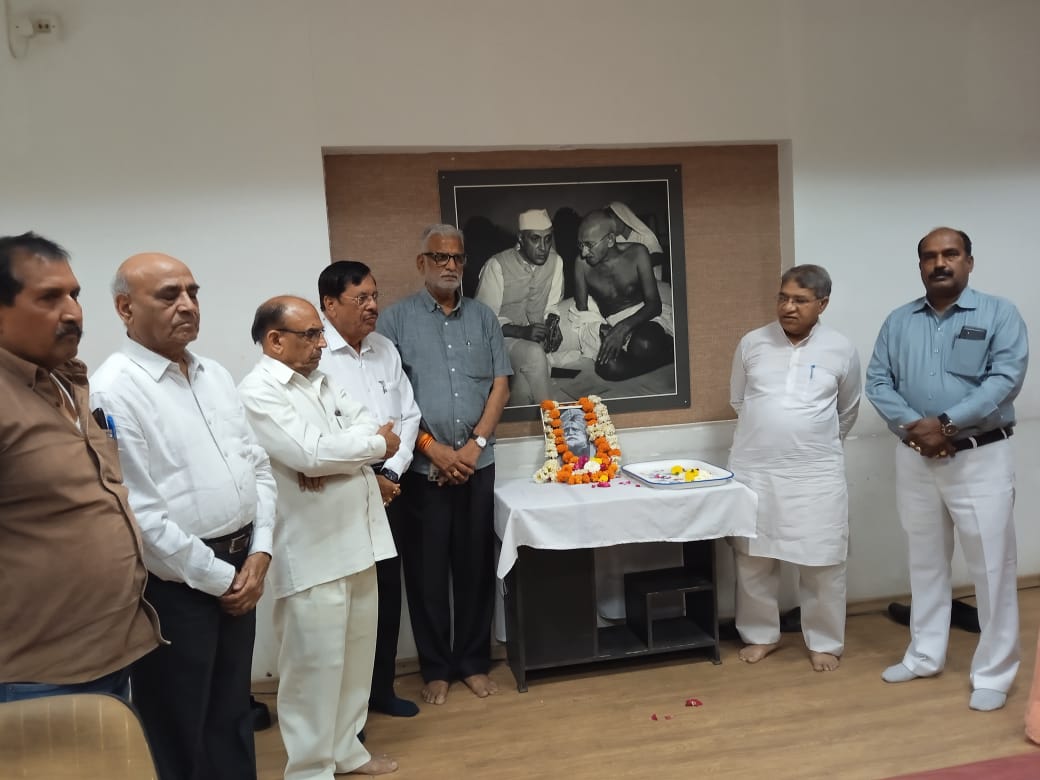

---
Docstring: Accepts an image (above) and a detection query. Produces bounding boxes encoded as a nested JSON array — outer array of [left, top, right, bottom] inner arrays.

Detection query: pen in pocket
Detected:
[[105, 414, 118, 440], [810, 364, 815, 380]]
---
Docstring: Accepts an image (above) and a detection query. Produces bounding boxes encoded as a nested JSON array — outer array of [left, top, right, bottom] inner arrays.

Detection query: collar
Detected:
[[257, 353, 326, 391], [0, 345, 88, 391], [913, 286, 978, 314], [420, 286, 462, 315], [770, 319, 820, 347], [321, 315, 372, 358], [122, 336, 202, 382]]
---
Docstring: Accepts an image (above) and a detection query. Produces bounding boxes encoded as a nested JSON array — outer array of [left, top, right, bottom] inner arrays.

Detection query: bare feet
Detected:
[[462, 673, 499, 698], [349, 755, 399, 775], [810, 651, 840, 672], [421, 679, 450, 705], [738, 643, 779, 663]]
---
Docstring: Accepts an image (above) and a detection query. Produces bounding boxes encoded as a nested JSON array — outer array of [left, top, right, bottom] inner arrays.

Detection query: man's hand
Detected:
[[596, 322, 631, 365], [376, 474, 401, 507], [524, 323, 548, 343], [297, 472, 326, 492], [426, 440, 475, 486], [377, 421, 401, 459], [902, 417, 954, 458], [219, 552, 271, 616]]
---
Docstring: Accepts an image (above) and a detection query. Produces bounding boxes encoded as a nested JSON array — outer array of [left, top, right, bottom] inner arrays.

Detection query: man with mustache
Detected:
[[0, 232, 161, 702], [728, 264, 861, 672], [239, 296, 401, 777], [866, 227, 1028, 711], [317, 261, 422, 719], [474, 209, 564, 405], [91, 253, 277, 779], [377, 224, 511, 705]]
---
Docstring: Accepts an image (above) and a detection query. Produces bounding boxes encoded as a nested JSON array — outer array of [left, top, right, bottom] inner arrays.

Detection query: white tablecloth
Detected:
[[494, 477, 759, 578]]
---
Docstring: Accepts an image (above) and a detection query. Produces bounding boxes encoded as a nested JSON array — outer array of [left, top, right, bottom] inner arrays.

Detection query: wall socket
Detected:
[[31, 14, 60, 36]]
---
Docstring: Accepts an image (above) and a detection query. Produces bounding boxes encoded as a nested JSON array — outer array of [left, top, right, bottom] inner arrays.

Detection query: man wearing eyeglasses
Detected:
[[567, 209, 675, 381], [238, 295, 401, 777], [317, 260, 422, 720], [728, 264, 861, 672], [866, 227, 1028, 712], [91, 253, 276, 780], [474, 208, 564, 405], [377, 224, 511, 706]]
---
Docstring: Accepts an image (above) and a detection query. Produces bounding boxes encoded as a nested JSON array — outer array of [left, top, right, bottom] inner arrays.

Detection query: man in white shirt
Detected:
[[90, 253, 276, 780], [239, 295, 400, 778], [474, 208, 564, 405], [317, 260, 421, 718], [728, 264, 861, 672]]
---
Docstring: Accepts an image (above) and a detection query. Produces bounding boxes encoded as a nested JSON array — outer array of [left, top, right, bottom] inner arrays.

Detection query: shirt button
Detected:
[[454, 392, 459, 397], [450, 367, 455, 372], [448, 344, 453, 349]]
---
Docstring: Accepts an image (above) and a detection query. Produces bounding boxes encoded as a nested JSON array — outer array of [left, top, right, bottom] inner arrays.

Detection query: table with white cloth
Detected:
[[494, 477, 758, 691]]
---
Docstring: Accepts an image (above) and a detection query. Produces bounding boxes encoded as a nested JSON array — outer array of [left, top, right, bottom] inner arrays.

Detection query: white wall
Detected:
[[2, 0, 1037, 679]]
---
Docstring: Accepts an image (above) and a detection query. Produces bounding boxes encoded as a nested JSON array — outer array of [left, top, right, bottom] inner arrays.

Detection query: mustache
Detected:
[[56, 323, 83, 339]]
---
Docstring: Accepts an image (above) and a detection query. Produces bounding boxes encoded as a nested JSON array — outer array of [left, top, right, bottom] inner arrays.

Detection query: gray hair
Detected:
[[111, 269, 130, 297], [781, 264, 832, 299], [419, 223, 464, 252]]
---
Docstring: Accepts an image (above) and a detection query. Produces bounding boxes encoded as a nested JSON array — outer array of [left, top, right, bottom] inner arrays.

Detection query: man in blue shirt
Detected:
[[377, 224, 512, 706], [866, 226, 1028, 712]]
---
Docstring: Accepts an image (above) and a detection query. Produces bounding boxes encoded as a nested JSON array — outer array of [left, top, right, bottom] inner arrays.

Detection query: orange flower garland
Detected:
[[533, 395, 622, 484]]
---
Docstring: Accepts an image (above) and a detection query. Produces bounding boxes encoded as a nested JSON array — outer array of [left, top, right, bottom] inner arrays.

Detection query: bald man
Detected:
[[239, 296, 400, 777], [90, 253, 277, 780], [565, 209, 675, 381]]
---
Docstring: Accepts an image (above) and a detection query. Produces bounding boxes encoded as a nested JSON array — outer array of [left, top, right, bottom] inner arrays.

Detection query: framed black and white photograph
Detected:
[[439, 164, 690, 421]]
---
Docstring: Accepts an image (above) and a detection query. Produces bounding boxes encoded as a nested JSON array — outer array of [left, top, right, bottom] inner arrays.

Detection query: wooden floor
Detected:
[[256, 588, 1040, 779]]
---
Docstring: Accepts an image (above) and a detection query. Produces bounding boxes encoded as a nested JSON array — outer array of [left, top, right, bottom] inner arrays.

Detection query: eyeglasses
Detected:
[[422, 252, 467, 267], [776, 294, 824, 307], [577, 234, 611, 253], [342, 292, 379, 307], [274, 327, 325, 342]]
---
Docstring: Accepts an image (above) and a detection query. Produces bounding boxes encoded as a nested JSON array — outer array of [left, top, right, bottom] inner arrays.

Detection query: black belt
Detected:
[[952, 426, 1013, 452], [203, 523, 253, 555]]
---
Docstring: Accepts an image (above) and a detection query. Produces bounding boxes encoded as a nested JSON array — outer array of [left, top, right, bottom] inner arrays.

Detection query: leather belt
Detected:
[[203, 523, 253, 556], [952, 426, 1014, 452]]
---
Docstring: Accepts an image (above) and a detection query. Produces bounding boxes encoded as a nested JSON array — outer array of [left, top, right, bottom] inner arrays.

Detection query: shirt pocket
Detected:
[[462, 343, 494, 381], [947, 337, 988, 378]]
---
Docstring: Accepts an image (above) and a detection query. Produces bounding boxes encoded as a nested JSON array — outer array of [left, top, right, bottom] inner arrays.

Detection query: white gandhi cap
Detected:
[[518, 209, 553, 231]]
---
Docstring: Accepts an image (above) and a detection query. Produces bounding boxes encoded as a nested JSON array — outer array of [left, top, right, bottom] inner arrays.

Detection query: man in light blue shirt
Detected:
[[866, 226, 1028, 712]]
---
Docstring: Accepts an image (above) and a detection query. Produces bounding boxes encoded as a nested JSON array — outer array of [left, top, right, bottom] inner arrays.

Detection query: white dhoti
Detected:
[[548, 283, 674, 365], [894, 440, 1019, 693], [275, 567, 378, 780]]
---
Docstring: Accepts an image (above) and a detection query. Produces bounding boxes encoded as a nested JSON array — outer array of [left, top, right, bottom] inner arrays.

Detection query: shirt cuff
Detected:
[[249, 525, 273, 559]]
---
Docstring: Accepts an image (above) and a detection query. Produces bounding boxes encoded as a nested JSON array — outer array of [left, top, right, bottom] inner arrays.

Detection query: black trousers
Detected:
[[398, 464, 496, 682], [370, 498, 406, 703], [132, 550, 257, 780]]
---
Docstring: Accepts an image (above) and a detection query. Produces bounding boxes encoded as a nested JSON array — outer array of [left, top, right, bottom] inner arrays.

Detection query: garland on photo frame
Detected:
[[533, 395, 622, 484]]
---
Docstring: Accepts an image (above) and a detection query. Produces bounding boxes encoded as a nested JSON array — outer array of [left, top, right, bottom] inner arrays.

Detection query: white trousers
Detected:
[[274, 567, 378, 780], [734, 551, 847, 655], [894, 440, 1019, 692]]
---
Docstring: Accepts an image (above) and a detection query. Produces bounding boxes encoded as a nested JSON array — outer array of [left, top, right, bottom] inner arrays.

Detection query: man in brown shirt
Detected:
[[0, 231, 161, 702]]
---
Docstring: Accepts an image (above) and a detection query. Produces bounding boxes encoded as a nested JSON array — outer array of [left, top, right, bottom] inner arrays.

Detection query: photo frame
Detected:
[[439, 165, 690, 422]]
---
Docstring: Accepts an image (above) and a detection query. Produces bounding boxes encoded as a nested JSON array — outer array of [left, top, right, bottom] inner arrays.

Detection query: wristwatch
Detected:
[[472, 434, 488, 449], [379, 467, 400, 484], [938, 413, 959, 438]]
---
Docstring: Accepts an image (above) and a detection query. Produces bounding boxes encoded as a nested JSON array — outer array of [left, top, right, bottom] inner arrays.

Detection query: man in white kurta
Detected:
[[475, 208, 564, 405], [729, 264, 861, 671], [238, 296, 400, 778]]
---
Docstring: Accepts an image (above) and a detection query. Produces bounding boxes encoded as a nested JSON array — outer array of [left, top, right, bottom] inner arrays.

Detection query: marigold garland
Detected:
[[532, 395, 622, 485]]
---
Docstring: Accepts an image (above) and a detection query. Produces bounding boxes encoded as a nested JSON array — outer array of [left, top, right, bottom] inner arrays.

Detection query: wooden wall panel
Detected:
[[323, 146, 780, 438]]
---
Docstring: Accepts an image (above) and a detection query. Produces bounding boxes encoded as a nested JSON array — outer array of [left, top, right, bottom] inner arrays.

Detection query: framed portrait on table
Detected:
[[439, 165, 690, 422]]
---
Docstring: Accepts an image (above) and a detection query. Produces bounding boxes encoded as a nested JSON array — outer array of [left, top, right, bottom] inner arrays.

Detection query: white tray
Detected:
[[621, 459, 734, 489]]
